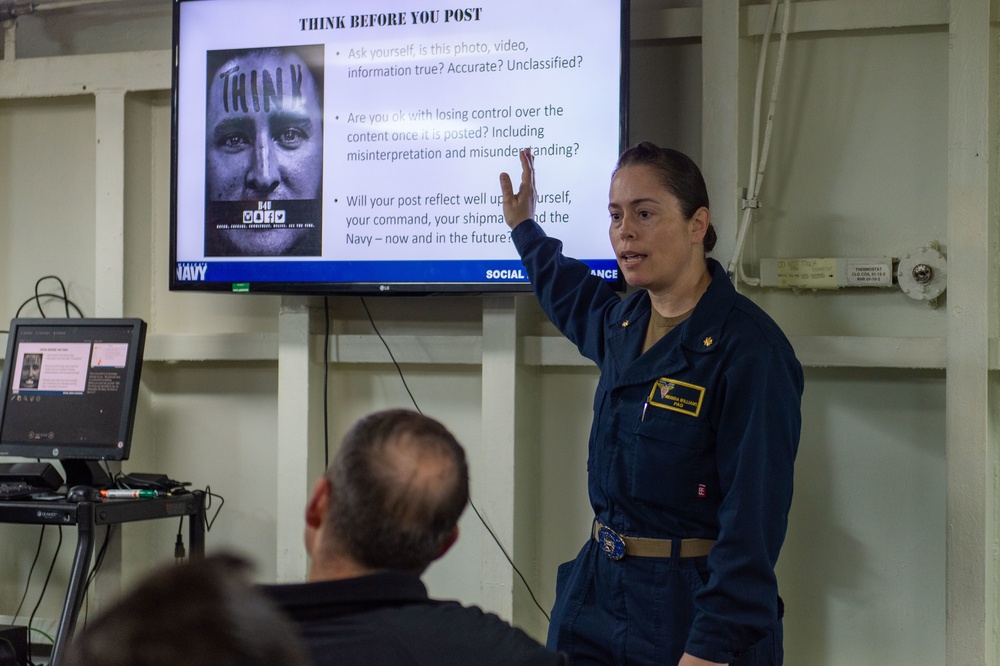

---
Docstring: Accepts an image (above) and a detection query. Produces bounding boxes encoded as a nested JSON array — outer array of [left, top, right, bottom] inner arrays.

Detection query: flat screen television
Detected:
[[170, 0, 629, 294], [0, 318, 148, 488]]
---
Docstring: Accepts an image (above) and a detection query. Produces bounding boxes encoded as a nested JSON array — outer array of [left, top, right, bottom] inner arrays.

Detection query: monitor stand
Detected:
[[60, 461, 112, 489]]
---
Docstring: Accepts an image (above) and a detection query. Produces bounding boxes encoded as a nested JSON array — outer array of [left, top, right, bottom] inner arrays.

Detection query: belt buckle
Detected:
[[597, 525, 626, 560]]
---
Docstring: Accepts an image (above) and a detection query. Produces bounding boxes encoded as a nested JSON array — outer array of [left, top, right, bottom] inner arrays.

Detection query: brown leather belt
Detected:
[[593, 520, 715, 560]]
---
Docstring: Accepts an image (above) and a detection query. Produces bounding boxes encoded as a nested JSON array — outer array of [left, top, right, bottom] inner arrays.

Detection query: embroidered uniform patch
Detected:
[[647, 377, 705, 417]]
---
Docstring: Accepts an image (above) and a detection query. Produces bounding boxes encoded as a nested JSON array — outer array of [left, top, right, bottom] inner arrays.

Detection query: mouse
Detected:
[[66, 485, 101, 502]]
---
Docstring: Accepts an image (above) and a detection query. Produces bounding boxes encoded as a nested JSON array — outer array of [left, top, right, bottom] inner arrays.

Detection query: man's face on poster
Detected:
[[20, 354, 40, 389], [206, 49, 323, 201]]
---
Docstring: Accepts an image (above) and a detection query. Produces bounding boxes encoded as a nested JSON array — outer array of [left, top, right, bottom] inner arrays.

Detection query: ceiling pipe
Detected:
[[34, 0, 130, 10], [0, 2, 37, 22], [1, 0, 131, 21]]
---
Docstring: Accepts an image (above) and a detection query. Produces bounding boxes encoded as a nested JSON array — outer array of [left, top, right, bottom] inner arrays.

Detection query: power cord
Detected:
[[80, 525, 113, 629], [174, 486, 224, 564], [28, 628, 53, 647], [358, 297, 550, 622], [175, 517, 186, 563], [110, 472, 213, 562], [203, 486, 225, 531], [15, 276, 85, 319], [26, 525, 62, 666], [113, 471, 191, 496], [11, 525, 46, 625], [0, 275, 86, 334]]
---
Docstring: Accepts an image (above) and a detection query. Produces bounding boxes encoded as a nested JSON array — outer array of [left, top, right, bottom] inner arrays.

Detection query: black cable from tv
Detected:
[[358, 297, 550, 623], [324, 298, 331, 470], [359, 299, 422, 411]]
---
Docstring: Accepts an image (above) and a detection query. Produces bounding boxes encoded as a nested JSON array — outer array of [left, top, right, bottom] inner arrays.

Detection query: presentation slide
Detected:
[[14, 343, 92, 394], [91, 343, 129, 368], [172, 0, 626, 292]]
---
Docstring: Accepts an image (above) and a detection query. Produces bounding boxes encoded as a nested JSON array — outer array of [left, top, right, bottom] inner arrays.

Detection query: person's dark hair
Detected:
[[64, 553, 308, 666], [326, 409, 469, 574], [614, 141, 717, 252]]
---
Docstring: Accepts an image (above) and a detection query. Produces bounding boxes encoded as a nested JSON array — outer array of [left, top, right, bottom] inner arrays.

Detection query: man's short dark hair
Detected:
[[325, 409, 470, 573], [64, 553, 307, 666]]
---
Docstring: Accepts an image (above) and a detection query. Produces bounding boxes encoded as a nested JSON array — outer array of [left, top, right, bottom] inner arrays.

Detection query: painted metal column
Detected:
[[701, 0, 741, 267], [945, 1, 998, 664], [479, 294, 538, 628], [276, 296, 323, 581], [94, 90, 126, 317], [88, 90, 129, 621]]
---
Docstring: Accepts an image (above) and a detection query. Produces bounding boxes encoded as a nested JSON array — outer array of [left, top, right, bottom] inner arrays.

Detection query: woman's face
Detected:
[[608, 164, 708, 295]]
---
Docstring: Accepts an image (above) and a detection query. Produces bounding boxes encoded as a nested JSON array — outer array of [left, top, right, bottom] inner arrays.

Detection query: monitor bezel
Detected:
[[0, 318, 148, 466], [167, 0, 630, 296]]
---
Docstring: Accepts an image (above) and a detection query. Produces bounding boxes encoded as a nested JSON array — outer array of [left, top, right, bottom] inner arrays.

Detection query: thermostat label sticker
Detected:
[[774, 258, 837, 289], [846, 259, 893, 287]]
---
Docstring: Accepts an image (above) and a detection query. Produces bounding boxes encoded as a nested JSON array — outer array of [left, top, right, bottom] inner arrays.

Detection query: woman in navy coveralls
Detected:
[[499, 144, 803, 666]]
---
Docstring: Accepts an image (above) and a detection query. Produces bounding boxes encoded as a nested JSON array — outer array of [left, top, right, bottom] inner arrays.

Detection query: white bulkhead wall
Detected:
[[0, 2, 996, 665]]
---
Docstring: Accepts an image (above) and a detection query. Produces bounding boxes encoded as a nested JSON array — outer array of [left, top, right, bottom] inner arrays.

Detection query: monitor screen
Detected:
[[170, 0, 629, 294], [0, 318, 147, 487]]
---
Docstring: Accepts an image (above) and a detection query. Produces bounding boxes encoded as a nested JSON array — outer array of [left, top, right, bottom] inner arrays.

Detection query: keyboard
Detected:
[[0, 481, 47, 500]]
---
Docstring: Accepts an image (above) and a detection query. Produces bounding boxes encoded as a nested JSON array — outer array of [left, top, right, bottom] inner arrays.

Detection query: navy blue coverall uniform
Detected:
[[512, 220, 803, 665]]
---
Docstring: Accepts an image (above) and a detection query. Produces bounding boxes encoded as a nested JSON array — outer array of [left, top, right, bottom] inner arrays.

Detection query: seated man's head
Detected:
[[306, 409, 470, 577], [206, 46, 323, 202], [64, 553, 307, 666]]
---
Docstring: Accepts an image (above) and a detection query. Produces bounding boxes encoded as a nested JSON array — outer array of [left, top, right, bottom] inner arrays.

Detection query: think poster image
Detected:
[[204, 44, 324, 257]]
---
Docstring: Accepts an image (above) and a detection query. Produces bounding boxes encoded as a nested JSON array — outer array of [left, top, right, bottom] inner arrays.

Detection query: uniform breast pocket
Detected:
[[586, 385, 608, 474], [629, 411, 717, 510]]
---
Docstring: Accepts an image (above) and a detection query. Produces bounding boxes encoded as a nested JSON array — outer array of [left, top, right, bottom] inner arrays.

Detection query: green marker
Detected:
[[101, 489, 158, 499]]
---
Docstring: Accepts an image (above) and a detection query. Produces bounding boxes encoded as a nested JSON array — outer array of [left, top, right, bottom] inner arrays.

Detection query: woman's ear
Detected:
[[690, 206, 711, 244]]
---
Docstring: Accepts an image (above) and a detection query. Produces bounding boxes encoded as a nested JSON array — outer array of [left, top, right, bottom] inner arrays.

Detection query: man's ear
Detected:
[[433, 526, 460, 561], [305, 477, 330, 528], [304, 476, 331, 556]]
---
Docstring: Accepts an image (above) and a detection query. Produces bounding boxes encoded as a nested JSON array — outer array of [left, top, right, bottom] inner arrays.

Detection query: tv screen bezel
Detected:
[[0, 318, 148, 465], [168, 0, 630, 295]]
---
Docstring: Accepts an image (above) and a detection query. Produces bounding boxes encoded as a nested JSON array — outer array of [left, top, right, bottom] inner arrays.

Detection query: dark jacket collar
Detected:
[[609, 258, 733, 385], [261, 571, 429, 613]]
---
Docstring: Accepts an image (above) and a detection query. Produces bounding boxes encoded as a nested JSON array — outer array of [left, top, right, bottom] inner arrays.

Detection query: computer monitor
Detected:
[[0, 318, 148, 488]]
